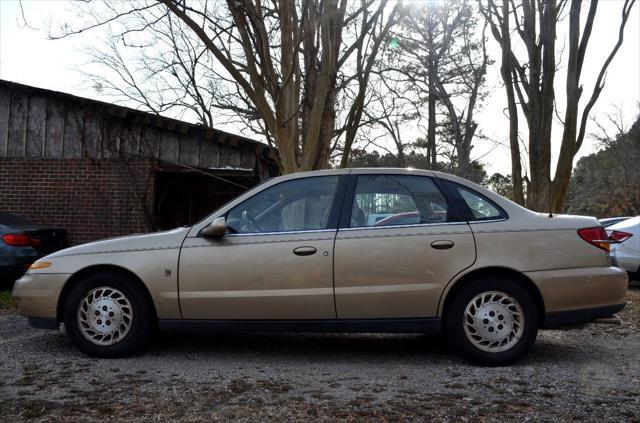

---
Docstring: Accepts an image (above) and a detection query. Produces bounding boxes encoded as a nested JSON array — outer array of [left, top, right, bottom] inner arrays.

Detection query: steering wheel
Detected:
[[470, 206, 487, 218], [242, 210, 261, 232]]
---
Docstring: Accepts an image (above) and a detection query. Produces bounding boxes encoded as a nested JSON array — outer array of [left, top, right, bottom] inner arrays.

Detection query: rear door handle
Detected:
[[293, 246, 317, 256], [431, 240, 454, 250]]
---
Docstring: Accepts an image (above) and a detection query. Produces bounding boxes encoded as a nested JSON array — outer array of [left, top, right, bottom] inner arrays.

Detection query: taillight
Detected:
[[609, 230, 633, 243], [577, 227, 610, 252], [1, 233, 40, 247], [1, 234, 31, 246]]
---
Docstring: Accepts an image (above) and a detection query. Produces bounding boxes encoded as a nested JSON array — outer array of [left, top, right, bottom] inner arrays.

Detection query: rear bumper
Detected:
[[525, 265, 628, 321], [0, 264, 28, 286], [543, 303, 625, 327], [0, 249, 52, 286], [0, 265, 27, 291]]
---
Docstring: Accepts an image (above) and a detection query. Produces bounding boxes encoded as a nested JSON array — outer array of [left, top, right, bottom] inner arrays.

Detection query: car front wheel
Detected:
[[63, 271, 153, 357], [446, 276, 539, 366]]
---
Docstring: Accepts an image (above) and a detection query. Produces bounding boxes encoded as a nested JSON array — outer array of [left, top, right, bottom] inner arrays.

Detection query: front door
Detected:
[[178, 175, 344, 320], [334, 173, 476, 319]]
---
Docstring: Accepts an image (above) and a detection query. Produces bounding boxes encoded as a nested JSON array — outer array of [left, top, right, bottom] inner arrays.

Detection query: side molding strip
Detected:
[[158, 318, 442, 334]]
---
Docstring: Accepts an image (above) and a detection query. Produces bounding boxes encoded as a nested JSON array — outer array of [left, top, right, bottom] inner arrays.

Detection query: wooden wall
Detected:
[[0, 80, 276, 174]]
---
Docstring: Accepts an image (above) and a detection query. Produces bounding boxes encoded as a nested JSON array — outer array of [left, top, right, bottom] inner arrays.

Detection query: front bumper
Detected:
[[28, 317, 60, 330], [11, 272, 70, 320], [525, 266, 628, 326], [1, 247, 56, 287]]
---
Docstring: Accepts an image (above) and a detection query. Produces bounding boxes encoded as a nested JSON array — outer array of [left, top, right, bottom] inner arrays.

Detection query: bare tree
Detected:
[[376, 0, 489, 177], [337, 1, 402, 168], [361, 73, 423, 167], [396, 2, 465, 167], [485, 0, 525, 204], [433, 21, 489, 179], [480, 0, 636, 212], [52, 0, 398, 175], [589, 104, 631, 148]]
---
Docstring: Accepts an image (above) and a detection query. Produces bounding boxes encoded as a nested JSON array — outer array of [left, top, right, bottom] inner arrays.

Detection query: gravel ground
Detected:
[[1, 288, 638, 422]]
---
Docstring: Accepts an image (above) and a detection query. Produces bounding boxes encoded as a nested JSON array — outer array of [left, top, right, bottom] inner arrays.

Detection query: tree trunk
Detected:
[[481, 0, 634, 211], [427, 70, 437, 169], [456, 141, 471, 178], [525, 0, 556, 212], [552, 0, 614, 212], [315, 89, 336, 170], [500, 0, 525, 205]]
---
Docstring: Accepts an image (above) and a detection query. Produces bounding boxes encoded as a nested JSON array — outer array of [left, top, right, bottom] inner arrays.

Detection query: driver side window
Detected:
[[226, 176, 339, 234]]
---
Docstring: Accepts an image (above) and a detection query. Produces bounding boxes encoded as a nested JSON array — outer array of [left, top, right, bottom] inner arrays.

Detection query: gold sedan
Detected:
[[12, 169, 627, 365]]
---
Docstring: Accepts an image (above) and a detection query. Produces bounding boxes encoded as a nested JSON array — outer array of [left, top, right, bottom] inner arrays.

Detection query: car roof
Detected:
[[277, 167, 478, 184], [599, 217, 631, 223], [280, 167, 493, 186], [0, 212, 35, 226], [280, 167, 435, 177], [608, 216, 639, 232], [271, 167, 534, 217]]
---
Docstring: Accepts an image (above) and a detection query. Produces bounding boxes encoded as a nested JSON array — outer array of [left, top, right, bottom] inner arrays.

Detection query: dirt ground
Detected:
[[1, 288, 638, 422]]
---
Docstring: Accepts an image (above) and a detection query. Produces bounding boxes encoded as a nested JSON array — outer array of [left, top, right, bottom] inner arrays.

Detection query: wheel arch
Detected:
[[56, 264, 158, 323], [439, 267, 545, 323]]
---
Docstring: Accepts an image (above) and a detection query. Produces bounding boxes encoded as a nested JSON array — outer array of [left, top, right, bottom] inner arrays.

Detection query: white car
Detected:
[[599, 217, 632, 228], [607, 216, 640, 280]]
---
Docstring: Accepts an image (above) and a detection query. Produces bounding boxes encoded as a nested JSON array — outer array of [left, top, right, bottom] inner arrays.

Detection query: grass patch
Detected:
[[0, 290, 17, 311]]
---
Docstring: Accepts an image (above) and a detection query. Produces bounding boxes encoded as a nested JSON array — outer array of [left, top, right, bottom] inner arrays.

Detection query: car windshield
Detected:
[[0, 212, 35, 226]]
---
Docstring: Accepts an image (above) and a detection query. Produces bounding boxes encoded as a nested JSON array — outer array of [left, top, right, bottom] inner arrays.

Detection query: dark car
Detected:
[[0, 212, 68, 287]]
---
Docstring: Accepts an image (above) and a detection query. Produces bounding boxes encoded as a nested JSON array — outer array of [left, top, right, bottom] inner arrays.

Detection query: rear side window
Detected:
[[349, 175, 455, 228], [445, 182, 506, 221]]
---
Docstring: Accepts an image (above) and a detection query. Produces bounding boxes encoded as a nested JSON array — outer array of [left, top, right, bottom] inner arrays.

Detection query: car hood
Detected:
[[45, 227, 190, 259]]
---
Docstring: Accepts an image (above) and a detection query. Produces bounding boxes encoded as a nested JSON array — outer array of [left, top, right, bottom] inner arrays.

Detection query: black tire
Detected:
[[63, 271, 153, 358], [445, 276, 539, 366]]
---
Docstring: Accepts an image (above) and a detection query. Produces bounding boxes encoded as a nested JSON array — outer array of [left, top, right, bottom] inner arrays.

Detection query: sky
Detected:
[[1, 0, 639, 176]]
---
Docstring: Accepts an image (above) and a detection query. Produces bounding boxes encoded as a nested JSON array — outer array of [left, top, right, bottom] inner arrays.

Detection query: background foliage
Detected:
[[566, 114, 640, 217]]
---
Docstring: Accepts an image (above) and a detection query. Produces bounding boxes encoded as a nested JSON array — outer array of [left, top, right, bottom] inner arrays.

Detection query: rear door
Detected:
[[333, 172, 476, 319]]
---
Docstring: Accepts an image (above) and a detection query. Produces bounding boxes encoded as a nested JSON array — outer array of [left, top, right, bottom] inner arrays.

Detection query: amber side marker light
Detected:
[[29, 262, 52, 270], [577, 227, 610, 252]]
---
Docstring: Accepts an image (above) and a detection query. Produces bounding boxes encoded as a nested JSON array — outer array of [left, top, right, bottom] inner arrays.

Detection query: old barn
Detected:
[[0, 80, 278, 245]]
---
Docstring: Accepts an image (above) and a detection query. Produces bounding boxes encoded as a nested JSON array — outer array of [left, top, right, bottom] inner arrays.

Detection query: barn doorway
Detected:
[[154, 167, 261, 230]]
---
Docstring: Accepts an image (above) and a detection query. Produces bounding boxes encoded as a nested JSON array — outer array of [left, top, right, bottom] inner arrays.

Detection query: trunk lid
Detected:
[[534, 213, 601, 230]]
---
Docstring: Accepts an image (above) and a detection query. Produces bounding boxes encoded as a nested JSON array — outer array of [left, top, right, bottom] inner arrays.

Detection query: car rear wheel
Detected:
[[63, 271, 153, 357], [446, 276, 539, 366]]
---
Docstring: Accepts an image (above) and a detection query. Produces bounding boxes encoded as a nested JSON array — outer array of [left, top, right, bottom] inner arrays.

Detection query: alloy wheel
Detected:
[[77, 286, 133, 346], [462, 290, 525, 353]]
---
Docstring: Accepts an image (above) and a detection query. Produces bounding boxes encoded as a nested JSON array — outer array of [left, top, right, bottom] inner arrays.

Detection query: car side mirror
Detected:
[[201, 217, 226, 238]]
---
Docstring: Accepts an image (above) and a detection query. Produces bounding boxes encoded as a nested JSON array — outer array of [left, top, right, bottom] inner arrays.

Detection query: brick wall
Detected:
[[0, 158, 155, 245]]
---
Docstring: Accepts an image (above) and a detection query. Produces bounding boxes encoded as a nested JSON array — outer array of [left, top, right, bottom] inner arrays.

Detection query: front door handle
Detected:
[[431, 240, 454, 250], [293, 246, 317, 256]]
